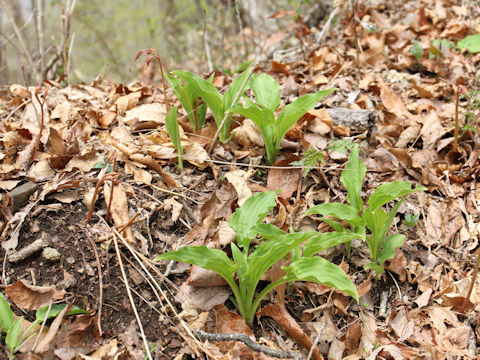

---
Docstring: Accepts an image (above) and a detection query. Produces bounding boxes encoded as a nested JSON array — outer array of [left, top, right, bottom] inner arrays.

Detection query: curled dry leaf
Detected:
[[103, 183, 135, 243], [6, 280, 66, 311]]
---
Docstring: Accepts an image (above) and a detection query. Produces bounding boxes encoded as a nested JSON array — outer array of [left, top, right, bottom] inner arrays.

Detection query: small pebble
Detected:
[[42, 247, 61, 262], [66, 256, 75, 264]]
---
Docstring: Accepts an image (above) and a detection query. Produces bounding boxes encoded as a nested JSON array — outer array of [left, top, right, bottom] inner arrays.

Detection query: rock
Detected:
[[42, 247, 61, 262]]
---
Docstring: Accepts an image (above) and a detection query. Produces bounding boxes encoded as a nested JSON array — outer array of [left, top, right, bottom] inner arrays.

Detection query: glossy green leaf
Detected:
[[303, 231, 365, 257], [231, 242, 248, 275], [0, 293, 14, 332], [165, 73, 196, 129], [6, 317, 22, 354], [228, 191, 278, 249], [283, 257, 358, 301], [249, 73, 280, 111], [368, 181, 426, 209], [154, 246, 237, 284], [340, 145, 366, 213]]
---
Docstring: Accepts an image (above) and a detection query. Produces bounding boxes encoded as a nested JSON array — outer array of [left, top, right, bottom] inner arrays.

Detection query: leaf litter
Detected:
[[0, 0, 480, 359]]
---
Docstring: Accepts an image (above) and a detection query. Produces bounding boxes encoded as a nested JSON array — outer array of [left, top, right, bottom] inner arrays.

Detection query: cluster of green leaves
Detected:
[[164, 73, 210, 132], [305, 145, 426, 276], [0, 294, 86, 359], [154, 191, 358, 325], [290, 148, 325, 178], [229, 73, 334, 165], [167, 68, 253, 142]]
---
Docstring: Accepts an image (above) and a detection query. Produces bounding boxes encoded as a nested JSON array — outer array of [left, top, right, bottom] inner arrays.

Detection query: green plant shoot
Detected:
[[171, 67, 253, 142], [290, 148, 325, 178], [229, 73, 335, 165], [154, 191, 358, 325], [305, 144, 426, 276], [165, 106, 183, 171], [165, 72, 209, 132]]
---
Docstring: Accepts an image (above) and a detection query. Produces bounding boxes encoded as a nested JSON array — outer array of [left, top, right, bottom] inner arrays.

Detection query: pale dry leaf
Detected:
[[225, 169, 255, 206], [103, 183, 134, 243]]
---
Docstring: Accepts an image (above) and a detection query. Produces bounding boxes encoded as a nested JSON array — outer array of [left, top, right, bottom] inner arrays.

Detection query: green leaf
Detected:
[[231, 242, 248, 276], [306, 203, 359, 222], [0, 293, 14, 332], [457, 33, 480, 53], [6, 317, 22, 354], [365, 262, 384, 276], [283, 257, 358, 302], [223, 68, 252, 111], [318, 217, 347, 232], [243, 232, 316, 292], [303, 232, 365, 257], [367, 181, 426, 210], [249, 73, 281, 111], [250, 223, 286, 239], [228, 191, 278, 249], [165, 73, 195, 127], [165, 106, 183, 171], [363, 201, 403, 261], [35, 304, 87, 323], [229, 105, 276, 163], [172, 70, 224, 126], [411, 40, 423, 61], [377, 233, 405, 265], [276, 89, 335, 147], [154, 246, 237, 284], [340, 145, 366, 213]]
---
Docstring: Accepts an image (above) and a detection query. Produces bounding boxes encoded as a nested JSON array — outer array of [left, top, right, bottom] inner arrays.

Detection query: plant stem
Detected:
[[246, 278, 286, 324], [461, 248, 480, 313]]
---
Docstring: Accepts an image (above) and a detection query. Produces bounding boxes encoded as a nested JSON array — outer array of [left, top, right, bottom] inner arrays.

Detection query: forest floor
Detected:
[[1, 1, 480, 359]]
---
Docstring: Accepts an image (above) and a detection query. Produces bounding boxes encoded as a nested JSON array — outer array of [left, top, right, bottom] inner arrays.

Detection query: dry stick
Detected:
[[461, 248, 480, 313], [33, 0, 45, 76], [32, 88, 48, 163], [312, 7, 339, 51], [306, 315, 326, 360], [84, 231, 103, 336], [194, 329, 304, 360], [207, 70, 254, 155], [105, 156, 117, 223], [112, 233, 153, 360], [0, 0, 39, 81], [85, 172, 121, 223]]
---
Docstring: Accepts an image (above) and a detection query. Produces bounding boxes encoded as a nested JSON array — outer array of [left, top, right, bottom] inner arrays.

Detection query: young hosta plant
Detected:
[[165, 72, 209, 132], [165, 106, 183, 171], [154, 191, 358, 325], [170, 68, 252, 142], [305, 145, 427, 276], [229, 73, 335, 165]]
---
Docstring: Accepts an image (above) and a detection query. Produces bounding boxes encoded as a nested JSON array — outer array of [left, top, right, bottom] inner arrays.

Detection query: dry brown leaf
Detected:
[[267, 157, 301, 199], [6, 280, 66, 311], [103, 183, 135, 243], [225, 169, 254, 206], [259, 303, 322, 360]]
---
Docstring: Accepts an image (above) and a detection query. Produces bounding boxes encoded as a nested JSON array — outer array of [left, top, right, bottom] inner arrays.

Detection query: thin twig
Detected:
[[194, 329, 304, 360], [207, 69, 252, 154], [0, 0, 39, 80], [306, 315, 326, 360], [112, 232, 153, 360]]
